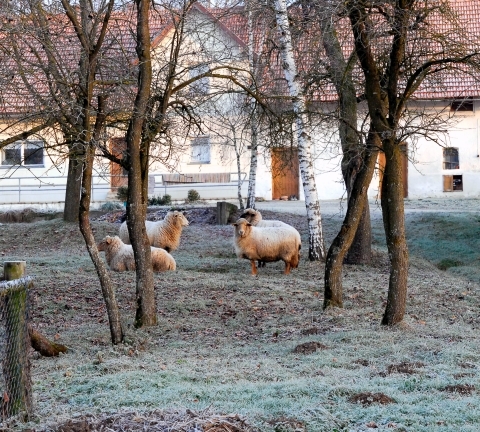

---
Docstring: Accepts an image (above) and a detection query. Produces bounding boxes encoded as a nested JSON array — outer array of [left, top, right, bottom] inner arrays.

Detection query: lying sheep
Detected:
[[119, 210, 189, 252], [97, 235, 176, 272], [240, 208, 301, 267], [232, 218, 301, 275]]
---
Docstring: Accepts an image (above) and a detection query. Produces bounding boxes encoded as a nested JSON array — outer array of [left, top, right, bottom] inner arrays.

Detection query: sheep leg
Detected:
[[250, 260, 258, 275], [284, 262, 291, 275]]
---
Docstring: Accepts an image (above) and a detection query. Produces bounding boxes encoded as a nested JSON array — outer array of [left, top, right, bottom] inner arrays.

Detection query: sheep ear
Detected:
[[106, 237, 112, 244], [232, 223, 237, 227]]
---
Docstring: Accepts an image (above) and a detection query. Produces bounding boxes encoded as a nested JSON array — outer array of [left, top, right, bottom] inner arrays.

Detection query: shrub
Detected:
[[0, 208, 36, 223], [116, 186, 129, 202], [100, 201, 123, 212], [437, 258, 463, 271], [187, 189, 200, 203], [148, 194, 172, 206]]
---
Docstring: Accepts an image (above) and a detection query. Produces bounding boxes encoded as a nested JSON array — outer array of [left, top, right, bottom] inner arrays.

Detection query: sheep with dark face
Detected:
[[232, 218, 301, 275], [119, 210, 188, 252], [97, 235, 176, 272], [240, 208, 301, 267]]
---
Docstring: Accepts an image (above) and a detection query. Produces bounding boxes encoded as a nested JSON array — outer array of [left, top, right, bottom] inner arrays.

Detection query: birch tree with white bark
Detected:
[[245, 3, 259, 209], [272, 0, 325, 260]]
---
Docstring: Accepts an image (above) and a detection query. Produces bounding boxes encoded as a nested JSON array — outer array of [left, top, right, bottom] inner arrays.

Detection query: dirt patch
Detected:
[[382, 361, 425, 375], [458, 362, 476, 369], [348, 392, 396, 406], [93, 206, 242, 226], [52, 410, 258, 432], [442, 384, 475, 395], [266, 416, 306, 432], [453, 373, 475, 379], [300, 327, 322, 335], [293, 341, 328, 354], [353, 359, 370, 367]]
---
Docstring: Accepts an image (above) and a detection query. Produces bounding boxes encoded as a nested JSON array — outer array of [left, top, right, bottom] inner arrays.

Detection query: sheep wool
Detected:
[[240, 208, 301, 267], [119, 210, 189, 252], [232, 218, 301, 275], [97, 235, 176, 272]]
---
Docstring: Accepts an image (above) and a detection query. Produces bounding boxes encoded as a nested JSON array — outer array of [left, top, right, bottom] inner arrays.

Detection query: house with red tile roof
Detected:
[[1, 1, 480, 207]]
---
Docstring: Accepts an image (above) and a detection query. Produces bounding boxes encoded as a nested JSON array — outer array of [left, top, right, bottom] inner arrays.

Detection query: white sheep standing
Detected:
[[97, 235, 176, 272], [240, 208, 301, 267], [119, 210, 189, 252], [232, 218, 301, 275]]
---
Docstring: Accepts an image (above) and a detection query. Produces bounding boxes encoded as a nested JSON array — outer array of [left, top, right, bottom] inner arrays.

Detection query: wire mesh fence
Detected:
[[0, 276, 33, 420]]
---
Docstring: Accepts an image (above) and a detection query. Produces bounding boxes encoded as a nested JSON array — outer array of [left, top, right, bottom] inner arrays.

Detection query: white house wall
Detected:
[[407, 100, 480, 199], [0, 123, 115, 207]]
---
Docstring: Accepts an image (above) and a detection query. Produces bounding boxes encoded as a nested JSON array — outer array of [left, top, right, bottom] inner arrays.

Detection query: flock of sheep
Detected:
[[97, 208, 302, 275]]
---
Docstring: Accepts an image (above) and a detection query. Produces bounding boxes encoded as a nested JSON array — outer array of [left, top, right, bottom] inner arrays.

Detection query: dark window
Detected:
[[452, 175, 463, 191], [450, 100, 474, 112], [2, 146, 21, 165], [24, 142, 44, 165], [443, 147, 459, 170], [1, 140, 44, 166]]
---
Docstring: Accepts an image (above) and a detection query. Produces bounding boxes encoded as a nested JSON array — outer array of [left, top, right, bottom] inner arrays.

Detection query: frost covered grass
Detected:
[[0, 204, 479, 431]]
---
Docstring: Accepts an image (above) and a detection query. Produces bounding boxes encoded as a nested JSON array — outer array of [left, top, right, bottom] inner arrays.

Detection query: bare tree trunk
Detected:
[[381, 140, 409, 325], [61, 0, 121, 340], [324, 131, 380, 308], [63, 144, 83, 223], [79, 148, 124, 343], [317, 4, 372, 264], [234, 135, 244, 210], [345, 203, 372, 263], [273, 0, 326, 260], [127, 0, 157, 328], [246, 112, 258, 210], [342, 127, 373, 265], [246, 5, 258, 210], [79, 97, 124, 344]]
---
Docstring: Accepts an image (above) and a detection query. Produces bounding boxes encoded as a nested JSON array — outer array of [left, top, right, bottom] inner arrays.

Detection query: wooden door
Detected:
[[271, 147, 300, 200], [110, 138, 128, 191]]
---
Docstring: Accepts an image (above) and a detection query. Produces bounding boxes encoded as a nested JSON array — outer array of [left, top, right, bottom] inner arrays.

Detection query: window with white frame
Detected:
[[190, 136, 210, 163], [1, 140, 44, 166]]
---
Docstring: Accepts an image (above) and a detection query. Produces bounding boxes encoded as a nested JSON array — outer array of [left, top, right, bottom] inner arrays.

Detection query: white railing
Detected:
[[0, 175, 111, 204], [0, 172, 248, 205]]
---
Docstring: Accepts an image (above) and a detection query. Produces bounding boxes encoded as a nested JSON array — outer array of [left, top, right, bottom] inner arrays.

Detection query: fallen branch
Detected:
[[28, 325, 68, 357]]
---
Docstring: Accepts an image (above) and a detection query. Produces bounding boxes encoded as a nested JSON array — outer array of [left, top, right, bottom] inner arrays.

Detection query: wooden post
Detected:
[[4, 261, 26, 281], [216, 202, 238, 225], [1, 262, 32, 419], [216, 201, 229, 225]]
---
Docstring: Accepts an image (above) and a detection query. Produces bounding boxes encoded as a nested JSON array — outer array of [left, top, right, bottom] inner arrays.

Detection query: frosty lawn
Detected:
[[0, 203, 479, 431]]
